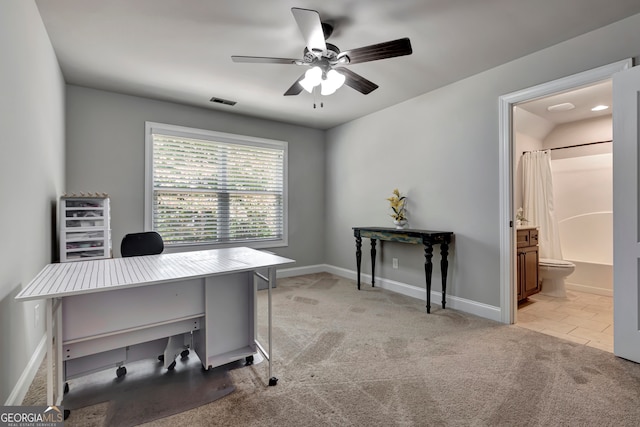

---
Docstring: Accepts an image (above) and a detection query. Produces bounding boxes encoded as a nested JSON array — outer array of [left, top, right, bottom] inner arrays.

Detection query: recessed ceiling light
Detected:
[[547, 102, 575, 112], [591, 105, 609, 111]]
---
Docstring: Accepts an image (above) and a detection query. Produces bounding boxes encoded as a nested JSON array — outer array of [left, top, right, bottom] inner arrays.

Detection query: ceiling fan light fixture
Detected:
[[300, 66, 322, 93], [320, 69, 346, 95], [328, 69, 345, 87], [320, 81, 337, 96]]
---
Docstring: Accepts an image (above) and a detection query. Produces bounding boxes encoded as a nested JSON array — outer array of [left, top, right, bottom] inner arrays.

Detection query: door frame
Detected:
[[498, 58, 632, 324]]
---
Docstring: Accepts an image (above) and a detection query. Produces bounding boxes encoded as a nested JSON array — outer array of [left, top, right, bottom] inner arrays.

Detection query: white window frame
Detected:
[[144, 121, 288, 249]]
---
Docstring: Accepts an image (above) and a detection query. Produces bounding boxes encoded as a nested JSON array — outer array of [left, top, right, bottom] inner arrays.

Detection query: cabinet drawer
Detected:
[[517, 230, 530, 247], [517, 229, 538, 248]]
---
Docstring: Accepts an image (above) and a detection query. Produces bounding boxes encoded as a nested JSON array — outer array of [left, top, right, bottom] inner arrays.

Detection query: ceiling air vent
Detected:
[[210, 96, 237, 106]]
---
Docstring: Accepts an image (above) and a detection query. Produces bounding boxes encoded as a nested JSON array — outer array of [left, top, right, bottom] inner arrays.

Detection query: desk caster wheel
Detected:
[[268, 377, 278, 386], [116, 366, 127, 378], [181, 349, 189, 358], [64, 382, 69, 394], [245, 355, 254, 366], [167, 361, 176, 371]]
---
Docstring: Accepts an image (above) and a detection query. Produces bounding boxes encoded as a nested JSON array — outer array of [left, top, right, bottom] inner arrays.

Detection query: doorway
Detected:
[[497, 59, 632, 335], [513, 83, 614, 351]]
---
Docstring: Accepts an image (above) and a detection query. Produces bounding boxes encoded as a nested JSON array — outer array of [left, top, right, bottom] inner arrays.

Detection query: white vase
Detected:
[[393, 219, 407, 229]]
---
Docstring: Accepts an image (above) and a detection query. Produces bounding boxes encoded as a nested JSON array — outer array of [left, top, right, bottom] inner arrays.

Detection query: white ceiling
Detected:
[[518, 80, 613, 125], [35, 0, 640, 130]]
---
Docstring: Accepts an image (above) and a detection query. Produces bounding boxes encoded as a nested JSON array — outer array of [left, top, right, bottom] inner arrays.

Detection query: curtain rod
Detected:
[[522, 139, 612, 155]]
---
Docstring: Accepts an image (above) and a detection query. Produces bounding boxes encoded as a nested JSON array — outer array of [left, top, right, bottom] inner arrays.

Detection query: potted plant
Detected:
[[516, 207, 528, 227], [387, 189, 408, 229]]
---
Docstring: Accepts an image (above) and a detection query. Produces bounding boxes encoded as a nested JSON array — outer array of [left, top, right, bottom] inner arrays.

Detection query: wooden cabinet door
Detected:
[[522, 246, 539, 298], [516, 229, 540, 301]]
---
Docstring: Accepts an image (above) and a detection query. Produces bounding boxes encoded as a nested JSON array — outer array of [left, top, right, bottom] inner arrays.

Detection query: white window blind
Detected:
[[145, 123, 287, 247]]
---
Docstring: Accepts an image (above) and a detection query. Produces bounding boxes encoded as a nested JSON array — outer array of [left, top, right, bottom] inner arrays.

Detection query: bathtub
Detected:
[[558, 212, 612, 296]]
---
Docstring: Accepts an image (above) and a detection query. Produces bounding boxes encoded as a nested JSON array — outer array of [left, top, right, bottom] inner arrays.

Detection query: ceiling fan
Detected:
[[231, 7, 413, 96]]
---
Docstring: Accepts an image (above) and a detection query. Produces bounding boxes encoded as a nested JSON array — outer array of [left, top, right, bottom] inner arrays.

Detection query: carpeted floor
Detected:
[[62, 354, 235, 426], [23, 273, 640, 426]]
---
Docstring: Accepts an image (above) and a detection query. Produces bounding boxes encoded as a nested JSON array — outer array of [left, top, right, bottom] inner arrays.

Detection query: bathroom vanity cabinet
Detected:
[[517, 227, 540, 301]]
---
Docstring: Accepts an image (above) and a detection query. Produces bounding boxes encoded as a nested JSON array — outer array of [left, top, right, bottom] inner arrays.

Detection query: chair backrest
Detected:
[[121, 231, 164, 257]]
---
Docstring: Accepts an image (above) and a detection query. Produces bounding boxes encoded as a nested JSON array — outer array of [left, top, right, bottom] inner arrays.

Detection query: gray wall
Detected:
[[65, 86, 326, 265], [0, 1, 65, 403], [325, 13, 640, 308]]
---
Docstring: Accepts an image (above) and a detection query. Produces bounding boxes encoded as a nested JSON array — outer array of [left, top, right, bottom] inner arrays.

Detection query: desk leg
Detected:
[[55, 300, 64, 404], [440, 242, 450, 310], [370, 239, 377, 287], [267, 267, 278, 386], [46, 298, 64, 406], [45, 299, 54, 406], [424, 243, 434, 313], [355, 235, 362, 290]]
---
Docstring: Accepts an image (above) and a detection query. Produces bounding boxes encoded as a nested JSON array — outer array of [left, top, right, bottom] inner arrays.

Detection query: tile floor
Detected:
[[516, 289, 613, 353]]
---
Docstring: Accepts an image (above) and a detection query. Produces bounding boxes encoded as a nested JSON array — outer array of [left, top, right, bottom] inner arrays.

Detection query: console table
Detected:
[[353, 227, 454, 313]]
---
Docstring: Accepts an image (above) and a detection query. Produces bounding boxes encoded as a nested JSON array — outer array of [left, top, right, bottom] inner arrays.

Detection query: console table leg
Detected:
[[424, 243, 434, 313], [370, 239, 377, 287], [355, 235, 362, 290], [440, 242, 449, 310]]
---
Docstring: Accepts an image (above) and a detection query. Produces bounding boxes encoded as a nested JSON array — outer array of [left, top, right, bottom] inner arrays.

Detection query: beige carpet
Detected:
[[23, 273, 640, 426], [62, 354, 235, 426]]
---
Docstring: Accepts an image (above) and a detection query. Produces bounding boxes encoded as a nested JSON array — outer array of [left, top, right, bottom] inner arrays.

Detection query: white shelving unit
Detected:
[[60, 195, 111, 262]]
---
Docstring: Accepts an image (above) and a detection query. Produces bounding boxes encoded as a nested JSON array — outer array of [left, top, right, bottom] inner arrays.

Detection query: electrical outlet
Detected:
[[392, 258, 399, 269], [34, 304, 40, 326]]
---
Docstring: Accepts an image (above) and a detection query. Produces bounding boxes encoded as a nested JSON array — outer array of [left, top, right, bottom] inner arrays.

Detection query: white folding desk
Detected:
[[15, 247, 294, 406]]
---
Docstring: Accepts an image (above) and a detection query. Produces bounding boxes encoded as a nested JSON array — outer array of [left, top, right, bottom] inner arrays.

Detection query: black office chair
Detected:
[[120, 231, 164, 257], [118, 232, 188, 373]]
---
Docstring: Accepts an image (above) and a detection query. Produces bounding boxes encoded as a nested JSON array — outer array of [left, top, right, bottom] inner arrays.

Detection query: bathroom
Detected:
[[512, 81, 614, 352]]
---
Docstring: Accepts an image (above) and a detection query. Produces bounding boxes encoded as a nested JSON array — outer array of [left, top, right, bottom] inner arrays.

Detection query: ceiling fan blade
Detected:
[[232, 56, 300, 64], [284, 74, 305, 96], [339, 38, 412, 65], [338, 68, 379, 94], [291, 7, 326, 55]]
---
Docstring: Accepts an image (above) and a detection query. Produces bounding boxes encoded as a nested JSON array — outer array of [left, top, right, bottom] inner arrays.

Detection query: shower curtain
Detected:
[[522, 150, 563, 260]]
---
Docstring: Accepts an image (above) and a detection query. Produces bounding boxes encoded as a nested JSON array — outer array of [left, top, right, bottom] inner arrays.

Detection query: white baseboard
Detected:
[[5, 334, 46, 405], [323, 265, 503, 322], [277, 264, 330, 278]]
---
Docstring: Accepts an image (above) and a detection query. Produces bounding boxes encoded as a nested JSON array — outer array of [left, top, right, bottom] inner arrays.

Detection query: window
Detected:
[[145, 122, 287, 248]]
